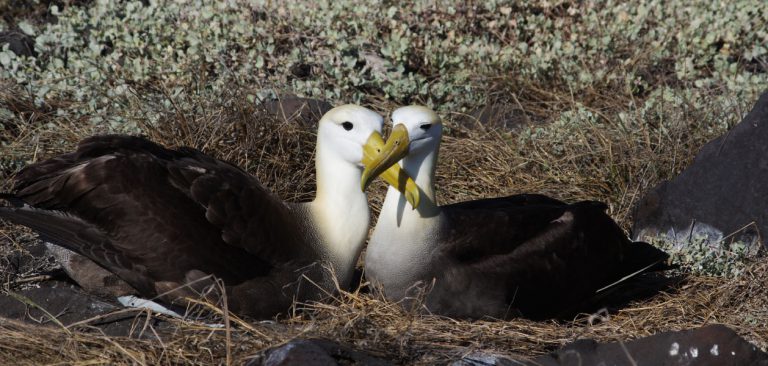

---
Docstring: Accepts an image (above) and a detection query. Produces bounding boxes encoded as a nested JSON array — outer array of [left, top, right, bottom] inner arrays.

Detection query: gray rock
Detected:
[[533, 324, 768, 366], [247, 338, 391, 366], [633, 91, 768, 251], [263, 340, 337, 366], [450, 352, 530, 365], [452, 325, 768, 366], [0, 281, 171, 337], [2, 239, 58, 279], [0, 30, 36, 57], [263, 96, 332, 127]]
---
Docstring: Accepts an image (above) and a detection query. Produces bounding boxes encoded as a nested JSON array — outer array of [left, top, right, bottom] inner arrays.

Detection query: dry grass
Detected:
[[0, 261, 765, 365], [0, 78, 765, 364]]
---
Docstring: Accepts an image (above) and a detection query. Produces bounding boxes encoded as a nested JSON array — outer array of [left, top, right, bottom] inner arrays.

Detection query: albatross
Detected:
[[0, 104, 416, 319], [361, 105, 668, 319]]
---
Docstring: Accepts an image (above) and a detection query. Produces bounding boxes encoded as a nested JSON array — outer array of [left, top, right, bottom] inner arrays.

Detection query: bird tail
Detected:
[[0, 201, 158, 297], [0, 200, 104, 259]]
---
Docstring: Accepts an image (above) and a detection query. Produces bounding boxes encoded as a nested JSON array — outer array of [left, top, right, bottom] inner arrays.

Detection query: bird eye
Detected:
[[420, 123, 432, 131], [342, 121, 354, 131]]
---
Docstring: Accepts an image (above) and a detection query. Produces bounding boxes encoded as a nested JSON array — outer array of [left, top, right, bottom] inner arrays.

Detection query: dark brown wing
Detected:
[[433, 195, 667, 319], [0, 135, 311, 297], [439, 194, 574, 262]]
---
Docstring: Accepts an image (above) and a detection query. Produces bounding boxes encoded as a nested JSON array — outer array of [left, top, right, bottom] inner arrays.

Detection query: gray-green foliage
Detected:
[[0, 0, 765, 281], [1, 0, 767, 132], [651, 235, 757, 278]]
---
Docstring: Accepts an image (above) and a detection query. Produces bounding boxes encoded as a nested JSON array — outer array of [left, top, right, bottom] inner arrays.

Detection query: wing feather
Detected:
[[1, 135, 312, 293], [435, 195, 666, 318]]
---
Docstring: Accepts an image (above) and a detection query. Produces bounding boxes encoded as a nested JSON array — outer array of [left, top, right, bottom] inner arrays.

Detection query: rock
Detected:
[[261, 340, 337, 366], [531, 324, 768, 366], [0, 281, 171, 337], [246, 338, 391, 366], [289, 63, 312, 79], [263, 96, 333, 127], [633, 91, 768, 251], [2, 239, 58, 279], [450, 352, 525, 366], [0, 281, 117, 320], [453, 325, 767, 366], [0, 31, 36, 57]]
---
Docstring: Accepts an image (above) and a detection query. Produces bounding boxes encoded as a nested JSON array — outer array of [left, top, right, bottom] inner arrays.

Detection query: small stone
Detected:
[[263, 340, 336, 366]]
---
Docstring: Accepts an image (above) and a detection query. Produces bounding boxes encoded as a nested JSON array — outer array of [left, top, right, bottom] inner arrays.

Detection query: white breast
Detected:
[[365, 188, 443, 300]]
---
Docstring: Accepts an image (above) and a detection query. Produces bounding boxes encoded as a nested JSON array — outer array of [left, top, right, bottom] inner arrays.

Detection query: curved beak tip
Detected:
[[406, 190, 420, 210], [360, 174, 371, 192], [360, 124, 421, 210], [360, 126, 410, 190]]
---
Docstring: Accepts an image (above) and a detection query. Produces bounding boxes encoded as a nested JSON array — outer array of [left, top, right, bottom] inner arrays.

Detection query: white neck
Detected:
[[367, 142, 442, 296], [382, 142, 441, 225], [308, 142, 370, 287]]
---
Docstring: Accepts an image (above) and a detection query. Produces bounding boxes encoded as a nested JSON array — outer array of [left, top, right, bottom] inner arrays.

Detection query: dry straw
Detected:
[[0, 262, 765, 365], [1, 82, 765, 364]]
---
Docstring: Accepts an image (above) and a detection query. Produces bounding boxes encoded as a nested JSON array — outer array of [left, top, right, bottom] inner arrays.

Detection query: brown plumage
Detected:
[[1, 105, 398, 318], [365, 106, 669, 320], [412, 196, 664, 319], [1, 136, 315, 317]]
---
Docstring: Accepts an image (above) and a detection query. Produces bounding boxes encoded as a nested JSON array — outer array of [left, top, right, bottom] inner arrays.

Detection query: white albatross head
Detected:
[[311, 104, 421, 287], [363, 105, 443, 210], [316, 104, 385, 168], [390, 105, 443, 155], [314, 104, 418, 204]]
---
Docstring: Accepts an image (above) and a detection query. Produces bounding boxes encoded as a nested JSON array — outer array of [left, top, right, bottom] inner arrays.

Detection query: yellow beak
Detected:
[[361, 125, 420, 209]]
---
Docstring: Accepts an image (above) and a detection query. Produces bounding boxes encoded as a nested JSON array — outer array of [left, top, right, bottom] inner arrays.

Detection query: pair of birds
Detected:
[[0, 104, 666, 320]]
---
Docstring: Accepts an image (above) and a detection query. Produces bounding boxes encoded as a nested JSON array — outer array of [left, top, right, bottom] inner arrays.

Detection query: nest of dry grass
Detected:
[[0, 80, 765, 365], [0, 260, 765, 365]]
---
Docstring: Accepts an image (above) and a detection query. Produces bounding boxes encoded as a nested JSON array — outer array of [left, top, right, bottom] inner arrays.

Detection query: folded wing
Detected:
[[435, 195, 667, 318], [0, 135, 312, 300]]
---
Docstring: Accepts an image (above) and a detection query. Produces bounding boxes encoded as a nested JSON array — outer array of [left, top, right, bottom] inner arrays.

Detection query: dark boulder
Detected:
[[452, 324, 767, 366], [260, 339, 337, 366], [263, 96, 332, 127], [2, 239, 58, 278], [533, 324, 767, 366], [246, 338, 391, 366], [451, 352, 525, 366], [0, 30, 36, 57], [633, 91, 768, 251], [0, 281, 171, 337]]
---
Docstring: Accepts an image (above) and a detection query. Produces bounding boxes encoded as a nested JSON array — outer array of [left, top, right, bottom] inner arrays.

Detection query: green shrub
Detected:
[[650, 234, 757, 278], [0, 0, 765, 131], [0, 0, 765, 273]]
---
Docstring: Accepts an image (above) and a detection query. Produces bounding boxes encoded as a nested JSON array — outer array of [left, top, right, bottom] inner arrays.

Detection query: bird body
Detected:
[[0, 105, 416, 319], [364, 106, 668, 319]]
